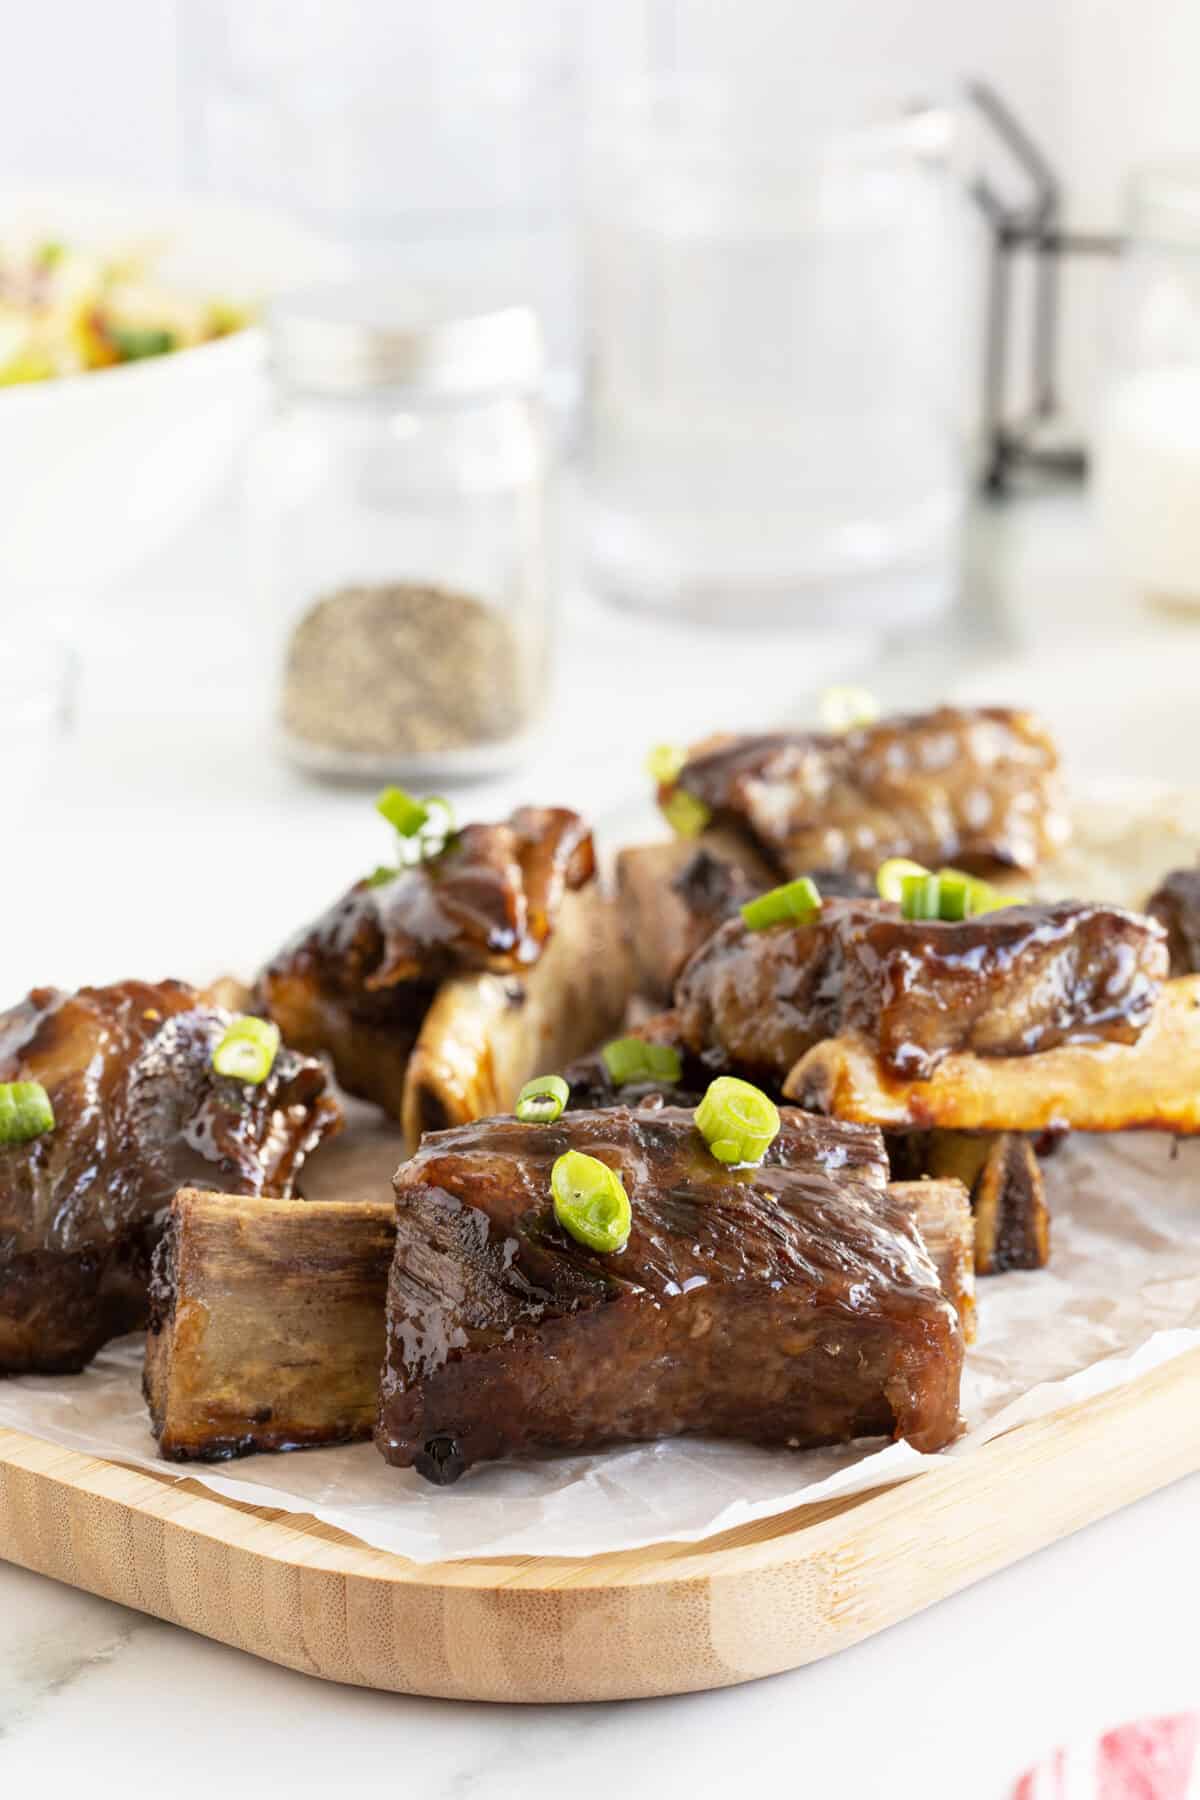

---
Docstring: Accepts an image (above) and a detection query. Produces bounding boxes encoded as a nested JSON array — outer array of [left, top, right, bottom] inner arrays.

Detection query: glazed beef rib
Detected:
[[676, 899, 1167, 1083], [0, 979, 339, 1374], [659, 706, 1068, 877], [377, 1106, 963, 1483]]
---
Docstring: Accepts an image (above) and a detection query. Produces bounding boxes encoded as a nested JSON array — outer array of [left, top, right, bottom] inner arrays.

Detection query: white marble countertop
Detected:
[[4, 486, 1200, 1795]]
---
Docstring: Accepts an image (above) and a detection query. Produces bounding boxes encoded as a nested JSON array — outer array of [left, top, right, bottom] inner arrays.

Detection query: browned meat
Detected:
[[677, 898, 1166, 1083], [0, 980, 340, 1374], [258, 806, 594, 1119], [616, 833, 871, 1003], [661, 706, 1068, 877], [1147, 869, 1200, 975], [146, 1189, 394, 1461], [377, 1106, 963, 1483]]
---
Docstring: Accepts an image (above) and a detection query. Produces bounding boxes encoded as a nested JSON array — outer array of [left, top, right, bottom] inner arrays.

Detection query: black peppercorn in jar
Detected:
[[247, 283, 551, 779]]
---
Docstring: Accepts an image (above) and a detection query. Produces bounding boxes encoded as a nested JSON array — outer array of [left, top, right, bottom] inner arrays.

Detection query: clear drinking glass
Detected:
[[581, 83, 973, 628], [1094, 163, 1200, 606], [0, 622, 76, 828]]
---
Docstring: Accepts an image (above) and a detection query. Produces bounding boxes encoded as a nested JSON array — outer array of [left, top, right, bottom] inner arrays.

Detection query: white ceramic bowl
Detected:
[[0, 187, 346, 611]]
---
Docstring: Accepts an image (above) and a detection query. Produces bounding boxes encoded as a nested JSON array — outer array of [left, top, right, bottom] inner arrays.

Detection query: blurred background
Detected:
[[4, 0, 1200, 983]]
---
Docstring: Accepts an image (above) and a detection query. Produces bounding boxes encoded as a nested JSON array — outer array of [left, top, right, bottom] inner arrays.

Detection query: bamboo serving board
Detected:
[[3, 1344, 1199, 1703]]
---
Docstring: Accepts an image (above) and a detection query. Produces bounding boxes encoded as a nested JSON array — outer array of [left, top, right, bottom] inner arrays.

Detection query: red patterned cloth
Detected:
[[1013, 1717, 1200, 1799]]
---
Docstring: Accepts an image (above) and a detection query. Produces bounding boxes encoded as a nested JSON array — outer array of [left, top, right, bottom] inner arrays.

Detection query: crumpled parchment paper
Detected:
[[1, 1131, 1198, 1564]]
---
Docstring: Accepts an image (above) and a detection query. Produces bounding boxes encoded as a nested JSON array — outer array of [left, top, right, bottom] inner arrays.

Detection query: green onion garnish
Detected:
[[936, 872, 972, 920], [894, 866, 1013, 921], [376, 786, 430, 837], [938, 868, 1014, 915], [740, 876, 822, 932], [876, 857, 930, 903], [601, 1037, 683, 1087], [212, 1015, 281, 1085], [694, 1076, 781, 1167], [900, 874, 944, 920], [516, 1074, 570, 1124], [819, 685, 880, 733], [661, 789, 711, 839], [551, 1150, 632, 1254], [646, 743, 686, 785], [370, 789, 457, 883], [0, 1081, 55, 1146]]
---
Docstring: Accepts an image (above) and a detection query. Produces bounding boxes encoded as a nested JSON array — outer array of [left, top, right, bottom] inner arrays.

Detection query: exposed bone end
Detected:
[[889, 1132, 1050, 1279], [145, 1188, 395, 1463], [783, 977, 1200, 1134], [401, 886, 632, 1151]]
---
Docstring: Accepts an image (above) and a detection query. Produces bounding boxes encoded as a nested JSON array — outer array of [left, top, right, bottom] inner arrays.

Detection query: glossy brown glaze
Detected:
[[676, 898, 1167, 1082], [664, 706, 1068, 877], [1147, 868, 1200, 975], [0, 980, 340, 1374], [257, 807, 595, 1118], [377, 1106, 962, 1483]]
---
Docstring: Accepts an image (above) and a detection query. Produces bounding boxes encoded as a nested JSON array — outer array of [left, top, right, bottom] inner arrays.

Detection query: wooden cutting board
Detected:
[[3, 1343, 1199, 1703]]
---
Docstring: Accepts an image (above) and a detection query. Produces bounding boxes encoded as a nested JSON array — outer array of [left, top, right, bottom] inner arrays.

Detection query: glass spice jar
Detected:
[[247, 283, 552, 778]]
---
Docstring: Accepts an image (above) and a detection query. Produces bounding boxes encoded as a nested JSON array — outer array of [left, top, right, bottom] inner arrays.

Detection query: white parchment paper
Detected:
[[1, 1131, 1198, 1563]]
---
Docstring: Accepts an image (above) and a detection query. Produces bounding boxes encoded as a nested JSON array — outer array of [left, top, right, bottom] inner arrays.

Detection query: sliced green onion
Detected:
[[900, 874, 944, 920], [516, 1074, 569, 1124], [898, 869, 1014, 922], [876, 857, 930, 902], [740, 876, 822, 932], [694, 1076, 781, 1167], [551, 1150, 632, 1254], [376, 786, 429, 837], [646, 742, 686, 785], [212, 1015, 281, 1085], [601, 1037, 683, 1087], [819, 685, 880, 733], [936, 872, 972, 920], [0, 1081, 55, 1146], [661, 788, 711, 839], [936, 868, 1016, 915]]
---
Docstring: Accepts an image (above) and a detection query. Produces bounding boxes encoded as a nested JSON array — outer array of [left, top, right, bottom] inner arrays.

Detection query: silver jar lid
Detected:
[[269, 282, 544, 396]]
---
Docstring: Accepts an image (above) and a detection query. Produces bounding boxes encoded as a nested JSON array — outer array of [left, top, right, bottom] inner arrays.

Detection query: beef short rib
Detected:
[[258, 806, 594, 1120], [146, 1189, 393, 1461], [677, 898, 1167, 1083], [377, 1106, 963, 1483], [659, 706, 1068, 878], [0, 980, 340, 1374]]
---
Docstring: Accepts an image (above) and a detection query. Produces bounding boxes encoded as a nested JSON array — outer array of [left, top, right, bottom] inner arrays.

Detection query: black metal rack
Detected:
[[968, 81, 1122, 495]]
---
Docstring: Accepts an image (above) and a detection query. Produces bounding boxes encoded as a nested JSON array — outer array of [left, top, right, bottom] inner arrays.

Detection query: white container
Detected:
[[0, 187, 343, 619], [581, 85, 973, 628], [1094, 164, 1200, 606]]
